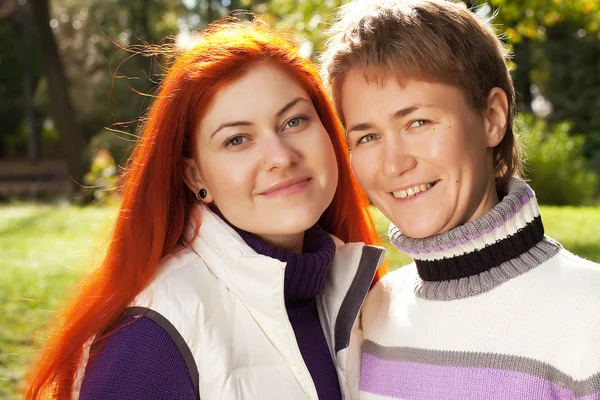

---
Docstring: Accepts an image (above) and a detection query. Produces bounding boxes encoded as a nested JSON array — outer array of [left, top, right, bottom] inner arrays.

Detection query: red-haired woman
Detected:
[[25, 17, 385, 400]]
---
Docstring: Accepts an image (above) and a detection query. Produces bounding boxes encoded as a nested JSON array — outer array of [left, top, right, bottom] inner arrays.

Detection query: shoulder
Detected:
[[135, 246, 216, 312], [375, 263, 418, 296], [361, 264, 417, 325], [132, 246, 227, 350], [80, 315, 196, 400], [542, 247, 600, 302]]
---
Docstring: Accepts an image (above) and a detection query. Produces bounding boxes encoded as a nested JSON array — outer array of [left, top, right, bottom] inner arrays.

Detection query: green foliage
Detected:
[[472, 1, 600, 173], [518, 115, 599, 205], [0, 18, 43, 157], [542, 23, 600, 173], [86, 128, 135, 167], [252, 0, 348, 57], [83, 148, 119, 204], [480, 0, 600, 42], [0, 20, 23, 149]]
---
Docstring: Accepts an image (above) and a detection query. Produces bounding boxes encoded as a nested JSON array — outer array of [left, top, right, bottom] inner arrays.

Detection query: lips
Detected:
[[259, 176, 312, 196]]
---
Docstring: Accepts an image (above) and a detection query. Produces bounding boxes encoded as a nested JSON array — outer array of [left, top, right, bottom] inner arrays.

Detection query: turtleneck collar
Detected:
[[389, 178, 562, 300], [210, 207, 336, 302]]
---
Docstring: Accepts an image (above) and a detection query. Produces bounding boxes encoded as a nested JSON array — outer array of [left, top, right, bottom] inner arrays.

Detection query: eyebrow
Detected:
[[210, 97, 308, 139], [346, 104, 433, 135]]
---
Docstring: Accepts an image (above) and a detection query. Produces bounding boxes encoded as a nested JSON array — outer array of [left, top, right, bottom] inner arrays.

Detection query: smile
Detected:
[[259, 177, 312, 197], [392, 180, 439, 199]]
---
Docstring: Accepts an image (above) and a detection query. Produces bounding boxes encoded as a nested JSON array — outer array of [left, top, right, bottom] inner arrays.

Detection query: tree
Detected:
[[31, 0, 86, 183], [0, 0, 43, 160], [474, 0, 600, 173]]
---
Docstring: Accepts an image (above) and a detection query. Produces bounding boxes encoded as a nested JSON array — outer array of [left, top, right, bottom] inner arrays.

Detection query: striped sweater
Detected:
[[360, 179, 600, 400]]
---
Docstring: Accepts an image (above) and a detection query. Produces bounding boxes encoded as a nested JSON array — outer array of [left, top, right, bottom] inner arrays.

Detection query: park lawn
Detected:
[[0, 205, 117, 399], [1, 204, 599, 399]]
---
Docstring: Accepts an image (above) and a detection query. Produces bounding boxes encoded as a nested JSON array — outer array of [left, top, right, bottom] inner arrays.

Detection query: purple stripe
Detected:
[[579, 394, 600, 400], [361, 353, 574, 400], [392, 188, 535, 255]]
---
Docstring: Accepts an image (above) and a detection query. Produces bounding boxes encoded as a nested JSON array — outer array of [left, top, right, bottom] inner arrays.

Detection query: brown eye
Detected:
[[409, 120, 430, 129]]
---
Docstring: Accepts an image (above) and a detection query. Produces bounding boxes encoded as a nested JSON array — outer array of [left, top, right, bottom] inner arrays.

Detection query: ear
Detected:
[[483, 88, 509, 148], [182, 157, 213, 204]]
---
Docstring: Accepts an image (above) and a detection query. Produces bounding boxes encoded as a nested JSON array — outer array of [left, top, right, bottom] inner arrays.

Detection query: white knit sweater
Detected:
[[360, 179, 600, 400]]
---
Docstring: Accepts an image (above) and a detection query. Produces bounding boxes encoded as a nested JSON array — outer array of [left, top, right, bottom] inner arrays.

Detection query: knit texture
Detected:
[[80, 316, 196, 399], [390, 178, 561, 300], [80, 214, 341, 400], [360, 178, 600, 400]]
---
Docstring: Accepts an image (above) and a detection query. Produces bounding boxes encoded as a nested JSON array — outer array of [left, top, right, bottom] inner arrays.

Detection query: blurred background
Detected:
[[1, 0, 599, 398]]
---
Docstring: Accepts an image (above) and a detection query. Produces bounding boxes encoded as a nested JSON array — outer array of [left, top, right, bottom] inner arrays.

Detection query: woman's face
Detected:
[[341, 70, 507, 238], [184, 63, 338, 252]]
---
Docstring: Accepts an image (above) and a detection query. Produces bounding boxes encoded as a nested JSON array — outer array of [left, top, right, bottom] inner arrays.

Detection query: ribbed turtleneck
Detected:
[[233, 223, 336, 303], [212, 208, 342, 399], [389, 178, 562, 300]]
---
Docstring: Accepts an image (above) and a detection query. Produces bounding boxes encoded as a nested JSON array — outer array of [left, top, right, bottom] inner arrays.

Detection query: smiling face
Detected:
[[183, 62, 338, 252], [341, 70, 508, 238]]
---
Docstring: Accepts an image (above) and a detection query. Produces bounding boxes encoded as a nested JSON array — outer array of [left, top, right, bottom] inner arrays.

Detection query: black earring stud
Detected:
[[196, 188, 207, 200]]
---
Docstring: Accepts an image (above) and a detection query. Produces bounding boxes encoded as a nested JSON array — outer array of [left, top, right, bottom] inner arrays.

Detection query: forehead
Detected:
[[201, 63, 309, 128], [340, 69, 469, 118]]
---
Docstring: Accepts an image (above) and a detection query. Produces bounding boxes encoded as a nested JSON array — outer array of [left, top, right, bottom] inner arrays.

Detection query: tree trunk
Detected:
[[13, 9, 40, 161], [30, 0, 86, 185]]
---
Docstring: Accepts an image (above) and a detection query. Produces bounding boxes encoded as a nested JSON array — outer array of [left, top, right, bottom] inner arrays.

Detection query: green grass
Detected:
[[1, 204, 599, 399], [0, 205, 117, 399]]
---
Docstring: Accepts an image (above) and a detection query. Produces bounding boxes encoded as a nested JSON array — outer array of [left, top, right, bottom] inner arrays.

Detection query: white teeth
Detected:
[[393, 182, 435, 199]]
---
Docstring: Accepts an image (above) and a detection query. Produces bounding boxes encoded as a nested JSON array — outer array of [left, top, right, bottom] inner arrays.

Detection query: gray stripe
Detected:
[[124, 307, 200, 400], [363, 340, 600, 397], [334, 245, 385, 353], [391, 178, 534, 255], [414, 237, 562, 301]]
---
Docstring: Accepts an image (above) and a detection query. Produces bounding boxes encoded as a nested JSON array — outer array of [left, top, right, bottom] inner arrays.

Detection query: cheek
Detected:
[[350, 151, 375, 189], [310, 129, 338, 175], [201, 156, 254, 200]]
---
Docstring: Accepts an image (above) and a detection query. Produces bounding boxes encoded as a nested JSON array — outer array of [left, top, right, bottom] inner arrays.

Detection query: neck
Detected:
[[460, 178, 500, 226], [390, 178, 562, 300], [256, 232, 305, 254], [208, 206, 336, 301]]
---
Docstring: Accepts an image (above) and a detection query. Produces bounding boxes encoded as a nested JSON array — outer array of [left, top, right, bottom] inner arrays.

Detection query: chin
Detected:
[[393, 214, 449, 239], [271, 207, 324, 234]]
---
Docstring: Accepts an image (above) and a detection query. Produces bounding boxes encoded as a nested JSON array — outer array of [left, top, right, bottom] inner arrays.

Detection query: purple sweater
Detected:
[[80, 221, 342, 400]]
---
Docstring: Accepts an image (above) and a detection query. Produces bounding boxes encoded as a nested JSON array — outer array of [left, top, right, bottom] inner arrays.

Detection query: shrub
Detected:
[[518, 114, 598, 205], [83, 148, 119, 204]]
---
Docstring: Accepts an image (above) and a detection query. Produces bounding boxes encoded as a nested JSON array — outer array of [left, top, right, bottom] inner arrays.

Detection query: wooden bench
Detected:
[[0, 159, 73, 199]]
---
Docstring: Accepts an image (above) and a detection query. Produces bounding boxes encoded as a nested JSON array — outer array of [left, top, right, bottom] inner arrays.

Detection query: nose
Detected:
[[382, 135, 416, 177], [260, 133, 299, 171]]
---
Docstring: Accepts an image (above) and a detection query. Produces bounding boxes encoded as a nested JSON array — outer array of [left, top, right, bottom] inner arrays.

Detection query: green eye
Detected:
[[225, 136, 245, 147], [285, 116, 308, 129], [358, 134, 378, 144]]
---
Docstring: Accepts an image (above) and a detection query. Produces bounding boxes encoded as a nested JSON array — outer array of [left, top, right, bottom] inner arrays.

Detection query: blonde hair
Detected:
[[320, 0, 522, 187]]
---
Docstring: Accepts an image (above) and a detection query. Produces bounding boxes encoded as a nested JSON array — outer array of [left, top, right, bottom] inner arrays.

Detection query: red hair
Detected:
[[25, 17, 386, 399]]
